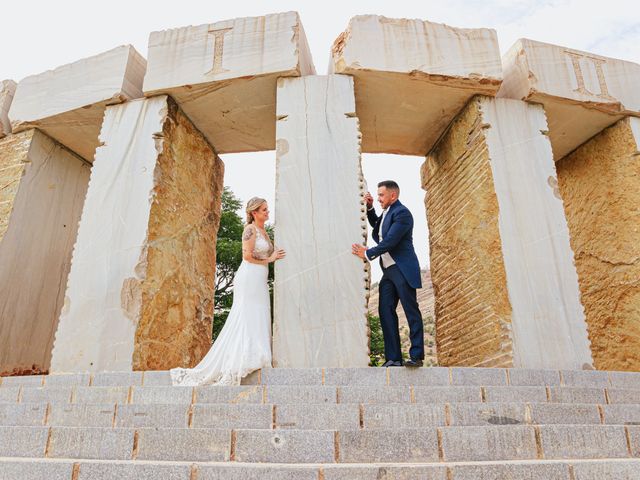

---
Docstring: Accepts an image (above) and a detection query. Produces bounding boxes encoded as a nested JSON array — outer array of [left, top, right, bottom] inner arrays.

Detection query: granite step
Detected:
[[3, 402, 640, 429], [3, 458, 640, 480], [0, 424, 637, 463], [2, 367, 639, 389]]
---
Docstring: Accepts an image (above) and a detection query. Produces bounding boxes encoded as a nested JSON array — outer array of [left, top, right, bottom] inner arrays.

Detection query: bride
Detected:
[[170, 197, 285, 386]]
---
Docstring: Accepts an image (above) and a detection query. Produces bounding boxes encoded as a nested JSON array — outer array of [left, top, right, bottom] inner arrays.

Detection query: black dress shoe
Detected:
[[381, 360, 403, 367], [404, 358, 423, 368]]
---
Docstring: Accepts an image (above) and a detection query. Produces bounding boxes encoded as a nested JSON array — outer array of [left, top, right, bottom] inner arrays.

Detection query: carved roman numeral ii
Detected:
[[564, 50, 615, 101]]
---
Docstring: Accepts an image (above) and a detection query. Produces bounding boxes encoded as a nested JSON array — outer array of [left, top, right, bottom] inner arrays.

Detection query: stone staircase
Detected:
[[1, 367, 639, 479]]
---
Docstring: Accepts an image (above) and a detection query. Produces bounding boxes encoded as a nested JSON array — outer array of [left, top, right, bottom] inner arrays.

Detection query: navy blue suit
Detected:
[[366, 200, 424, 362]]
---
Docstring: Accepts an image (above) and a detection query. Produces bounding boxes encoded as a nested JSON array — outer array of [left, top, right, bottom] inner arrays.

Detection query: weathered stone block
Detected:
[[0, 459, 74, 480], [44, 373, 91, 387], [0, 80, 16, 138], [0, 403, 46, 426], [259, 368, 323, 385], [338, 386, 410, 404], [92, 372, 143, 387], [266, 386, 337, 404], [440, 425, 537, 461], [424, 97, 591, 369], [0, 130, 89, 376], [142, 371, 172, 386], [499, 38, 640, 159], [50, 96, 224, 372], [539, 425, 628, 459], [0, 426, 48, 457], [602, 404, 640, 425], [606, 389, 640, 405], [272, 75, 368, 368], [115, 404, 189, 428], [144, 12, 315, 154], [74, 386, 129, 404], [363, 404, 445, 429], [449, 403, 527, 427], [191, 404, 271, 429], [21, 387, 72, 404], [0, 375, 44, 387], [413, 386, 482, 403], [450, 462, 569, 479], [572, 460, 640, 480], [508, 369, 561, 386], [324, 368, 387, 386], [77, 461, 191, 480], [323, 465, 447, 480], [548, 387, 606, 404], [275, 404, 359, 430], [451, 367, 507, 386], [556, 118, 640, 371], [131, 386, 192, 404], [198, 465, 318, 480], [234, 429, 334, 463], [0, 387, 20, 402], [387, 367, 449, 386], [484, 386, 548, 403], [136, 428, 230, 461], [529, 403, 601, 425], [48, 404, 115, 427], [339, 429, 439, 463], [330, 15, 502, 155], [9, 46, 145, 161], [48, 427, 133, 460], [610, 371, 640, 389], [628, 426, 640, 456], [561, 370, 610, 387], [195, 385, 263, 404]]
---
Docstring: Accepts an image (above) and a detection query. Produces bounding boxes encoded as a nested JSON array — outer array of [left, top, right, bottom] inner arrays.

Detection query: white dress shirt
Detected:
[[366, 206, 396, 268]]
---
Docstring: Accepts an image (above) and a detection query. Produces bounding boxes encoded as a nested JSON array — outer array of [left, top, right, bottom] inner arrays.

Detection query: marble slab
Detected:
[[143, 11, 315, 154], [9, 45, 146, 161], [0, 80, 16, 138], [272, 75, 369, 367], [330, 15, 502, 155], [499, 38, 640, 159]]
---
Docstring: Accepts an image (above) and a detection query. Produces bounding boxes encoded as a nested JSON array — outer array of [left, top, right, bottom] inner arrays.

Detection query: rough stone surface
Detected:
[[363, 404, 446, 429], [116, 404, 189, 428], [413, 386, 482, 403], [141, 371, 172, 386], [0, 459, 74, 480], [259, 368, 323, 385], [323, 465, 448, 479], [449, 403, 527, 427], [77, 461, 190, 480], [499, 38, 640, 159], [0, 426, 47, 457], [440, 425, 537, 461], [192, 404, 272, 429], [48, 427, 134, 460], [48, 404, 115, 427], [609, 371, 640, 389], [275, 404, 360, 430], [74, 386, 129, 404], [50, 96, 224, 372], [602, 404, 640, 425], [561, 370, 610, 387], [484, 386, 548, 403], [131, 386, 192, 404], [198, 464, 318, 480], [331, 15, 502, 155], [0, 80, 16, 138], [572, 460, 640, 480], [9, 45, 145, 161], [606, 388, 640, 404], [539, 425, 629, 459], [195, 385, 263, 404], [0, 387, 20, 402], [387, 367, 449, 386], [21, 387, 72, 404], [338, 386, 410, 404], [0, 375, 44, 387], [0, 130, 89, 376], [548, 387, 606, 404], [451, 462, 569, 479], [144, 12, 315, 154], [266, 386, 337, 404], [629, 426, 640, 456], [234, 429, 334, 463], [45, 373, 91, 386], [556, 118, 640, 371], [273, 75, 368, 368], [529, 403, 601, 425], [451, 368, 508, 386], [136, 428, 230, 461], [92, 372, 143, 386], [508, 369, 561, 386], [424, 97, 591, 369], [339, 429, 439, 463], [324, 368, 386, 386], [0, 404, 46, 426]]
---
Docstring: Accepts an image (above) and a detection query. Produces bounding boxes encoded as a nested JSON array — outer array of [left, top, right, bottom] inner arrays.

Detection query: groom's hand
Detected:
[[352, 243, 367, 259], [365, 192, 374, 209]]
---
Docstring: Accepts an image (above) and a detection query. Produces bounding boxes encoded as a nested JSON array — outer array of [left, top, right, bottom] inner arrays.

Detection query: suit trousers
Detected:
[[378, 265, 424, 362]]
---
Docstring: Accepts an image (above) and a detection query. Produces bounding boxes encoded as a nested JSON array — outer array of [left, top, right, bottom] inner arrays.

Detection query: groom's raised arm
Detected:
[[366, 205, 379, 228]]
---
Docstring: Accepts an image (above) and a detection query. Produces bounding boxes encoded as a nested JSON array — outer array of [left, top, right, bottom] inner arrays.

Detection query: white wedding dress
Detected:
[[170, 225, 273, 386]]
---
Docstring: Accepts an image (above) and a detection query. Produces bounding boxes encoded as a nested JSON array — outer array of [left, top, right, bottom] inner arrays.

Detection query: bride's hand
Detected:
[[270, 249, 286, 262]]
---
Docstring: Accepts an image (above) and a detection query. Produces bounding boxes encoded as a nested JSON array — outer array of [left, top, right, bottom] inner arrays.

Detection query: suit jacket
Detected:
[[366, 200, 422, 289]]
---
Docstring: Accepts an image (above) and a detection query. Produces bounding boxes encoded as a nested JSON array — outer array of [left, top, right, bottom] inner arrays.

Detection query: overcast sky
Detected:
[[2, 0, 638, 281]]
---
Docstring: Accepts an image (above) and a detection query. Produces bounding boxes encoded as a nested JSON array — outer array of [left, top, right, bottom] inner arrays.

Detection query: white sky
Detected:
[[2, 0, 639, 281]]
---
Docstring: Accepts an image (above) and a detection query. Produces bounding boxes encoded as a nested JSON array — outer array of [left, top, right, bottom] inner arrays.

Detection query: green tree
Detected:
[[368, 313, 385, 366], [214, 187, 274, 338]]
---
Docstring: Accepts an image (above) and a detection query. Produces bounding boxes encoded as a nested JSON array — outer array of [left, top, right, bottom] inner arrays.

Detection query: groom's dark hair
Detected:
[[378, 180, 400, 195]]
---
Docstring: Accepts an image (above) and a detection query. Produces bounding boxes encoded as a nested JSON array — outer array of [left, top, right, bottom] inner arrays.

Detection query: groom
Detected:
[[352, 181, 424, 367]]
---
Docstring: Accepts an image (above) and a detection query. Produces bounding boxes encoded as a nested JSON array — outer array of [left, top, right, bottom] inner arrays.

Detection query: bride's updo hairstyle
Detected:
[[246, 197, 267, 224]]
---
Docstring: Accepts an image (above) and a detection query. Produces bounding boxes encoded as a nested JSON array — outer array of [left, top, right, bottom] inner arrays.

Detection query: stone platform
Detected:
[[0, 367, 639, 478]]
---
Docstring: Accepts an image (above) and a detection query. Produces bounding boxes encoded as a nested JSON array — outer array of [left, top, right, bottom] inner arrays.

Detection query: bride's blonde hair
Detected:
[[245, 197, 267, 224]]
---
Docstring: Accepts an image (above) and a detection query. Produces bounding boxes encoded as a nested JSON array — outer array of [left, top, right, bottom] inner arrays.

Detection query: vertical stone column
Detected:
[[273, 75, 369, 367], [50, 96, 224, 372], [0, 80, 16, 138], [0, 130, 89, 375], [423, 96, 592, 370], [556, 117, 640, 371]]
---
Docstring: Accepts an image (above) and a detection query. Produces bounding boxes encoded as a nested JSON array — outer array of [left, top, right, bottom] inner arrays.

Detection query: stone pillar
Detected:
[[50, 96, 224, 372], [423, 96, 592, 370], [0, 130, 89, 375], [272, 75, 369, 367], [556, 117, 640, 371], [0, 80, 16, 139]]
